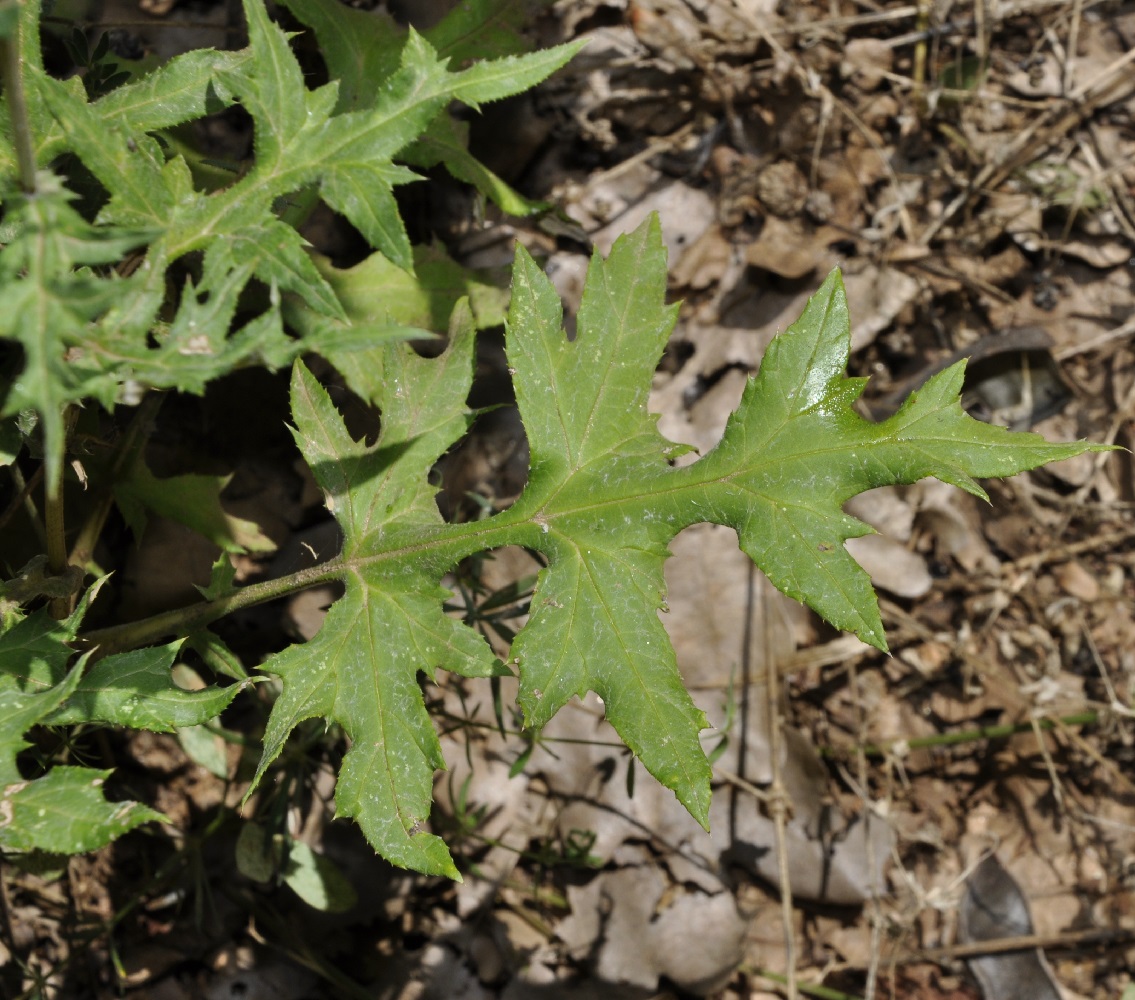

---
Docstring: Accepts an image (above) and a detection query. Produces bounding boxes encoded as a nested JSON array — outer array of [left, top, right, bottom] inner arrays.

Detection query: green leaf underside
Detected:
[[46, 642, 244, 731], [257, 214, 1102, 876], [284, 243, 510, 406], [253, 306, 504, 879], [0, 761, 167, 853], [0, 693, 170, 854], [0, 593, 234, 851], [114, 456, 276, 554]]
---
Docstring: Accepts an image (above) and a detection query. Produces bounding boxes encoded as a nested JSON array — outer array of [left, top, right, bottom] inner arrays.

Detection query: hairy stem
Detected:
[[0, 13, 38, 193], [78, 559, 345, 655], [44, 476, 67, 571]]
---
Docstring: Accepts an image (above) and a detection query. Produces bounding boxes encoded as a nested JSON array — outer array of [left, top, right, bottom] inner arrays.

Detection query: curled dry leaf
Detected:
[[1053, 560, 1100, 603], [959, 855, 1064, 1000], [746, 217, 832, 280], [844, 534, 932, 599]]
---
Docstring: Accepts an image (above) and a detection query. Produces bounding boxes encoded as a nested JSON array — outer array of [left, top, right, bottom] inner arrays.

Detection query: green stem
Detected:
[[74, 478, 716, 655], [69, 393, 164, 569], [78, 558, 345, 655], [44, 479, 67, 604], [77, 507, 519, 656], [75, 500, 530, 655], [0, 6, 38, 193], [44, 468, 67, 574], [45, 406, 79, 618], [818, 711, 1099, 759], [749, 968, 865, 1000]]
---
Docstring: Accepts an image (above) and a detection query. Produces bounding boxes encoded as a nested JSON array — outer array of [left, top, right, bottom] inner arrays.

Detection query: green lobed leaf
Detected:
[[277, 0, 405, 114], [91, 48, 245, 134], [114, 455, 276, 554], [307, 244, 509, 335], [227, 0, 311, 171], [448, 41, 581, 108], [0, 663, 63, 772], [284, 243, 509, 405], [46, 642, 244, 731], [91, 254, 300, 395], [503, 221, 712, 824], [425, 0, 546, 63], [197, 554, 241, 602], [279, 0, 565, 216], [508, 220, 687, 479], [204, 220, 344, 320], [0, 177, 153, 494], [0, 586, 244, 850], [252, 304, 505, 878], [688, 272, 1097, 648], [8, 0, 573, 384], [258, 215, 1104, 876], [0, 598, 168, 853], [159, 0, 576, 271], [0, 584, 241, 731], [1, 20, 247, 177], [3, 0, 580, 475], [280, 0, 562, 110], [0, 761, 167, 854], [37, 74, 177, 229], [319, 160, 419, 271], [0, 581, 102, 693]]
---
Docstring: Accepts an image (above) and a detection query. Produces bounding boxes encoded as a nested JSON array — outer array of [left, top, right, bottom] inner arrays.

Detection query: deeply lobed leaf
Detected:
[[0, 179, 153, 495], [256, 215, 1104, 875], [691, 275, 1094, 647], [280, 0, 576, 217], [0, 593, 190, 853], [1, 0, 577, 489], [504, 222, 712, 824], [2, 0, 1105, 876], [252, 307, 504, 877]]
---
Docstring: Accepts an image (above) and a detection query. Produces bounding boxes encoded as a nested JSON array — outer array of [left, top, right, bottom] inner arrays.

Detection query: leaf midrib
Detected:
[[332, 427, 891, 575]]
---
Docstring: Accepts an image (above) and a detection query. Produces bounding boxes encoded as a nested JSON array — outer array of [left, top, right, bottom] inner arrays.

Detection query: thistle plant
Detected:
[[0, 0, 1105, 877]]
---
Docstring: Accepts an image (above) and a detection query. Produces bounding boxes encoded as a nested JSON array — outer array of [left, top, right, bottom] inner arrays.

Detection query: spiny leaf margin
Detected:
[[0, 590, 170, 853], [256, 214, 1104, 877]]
